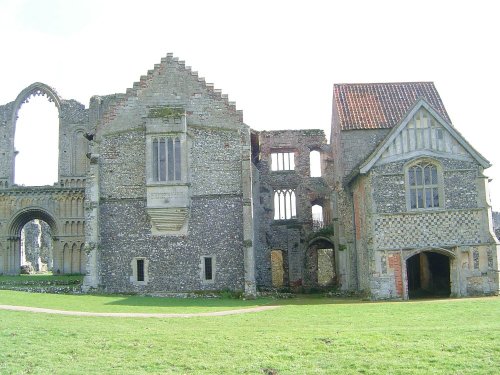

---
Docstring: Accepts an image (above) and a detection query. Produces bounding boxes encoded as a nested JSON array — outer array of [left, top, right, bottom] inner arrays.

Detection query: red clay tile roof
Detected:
[[333, 82, 451, 130]]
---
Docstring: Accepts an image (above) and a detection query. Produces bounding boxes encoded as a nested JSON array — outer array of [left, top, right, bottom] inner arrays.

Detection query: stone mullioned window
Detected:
[[407, 161, 440, 209], [273, 189, 297, 220], [151, 136, 181, 182], [271, 152, 295, 171]]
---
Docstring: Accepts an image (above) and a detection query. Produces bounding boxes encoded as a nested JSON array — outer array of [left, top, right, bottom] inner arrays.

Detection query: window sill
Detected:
[[407, 207, 445, 213], [147, 181, 190, 187]]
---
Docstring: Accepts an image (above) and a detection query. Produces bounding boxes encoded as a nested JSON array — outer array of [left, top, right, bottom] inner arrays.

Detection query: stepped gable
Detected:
[[334, 82, 451, 130], [101, 53, 242, 125]]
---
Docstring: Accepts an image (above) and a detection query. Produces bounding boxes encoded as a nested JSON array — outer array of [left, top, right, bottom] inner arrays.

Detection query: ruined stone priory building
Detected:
[[0, 54, 498, 299]]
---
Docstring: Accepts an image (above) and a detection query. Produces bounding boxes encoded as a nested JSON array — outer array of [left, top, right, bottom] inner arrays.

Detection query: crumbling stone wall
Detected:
[[21, 220, 52, 272], [0, 83, 88, 275], [252, 129, 334, 290]]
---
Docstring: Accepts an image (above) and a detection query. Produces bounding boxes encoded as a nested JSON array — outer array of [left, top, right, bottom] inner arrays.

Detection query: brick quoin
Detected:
[[388, 253, 403, 297]]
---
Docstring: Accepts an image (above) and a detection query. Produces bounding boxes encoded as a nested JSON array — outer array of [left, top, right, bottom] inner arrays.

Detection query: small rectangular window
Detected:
[[137, 259, 145, 282], [204, 257, 213, 281]]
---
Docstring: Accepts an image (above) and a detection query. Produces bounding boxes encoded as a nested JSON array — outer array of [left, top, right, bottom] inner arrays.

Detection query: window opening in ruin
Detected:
[[310, 150, 321, 177], [14, 95, 59, 186], [152, 136, 181, 181], [203, 256, 213, 281], [270, 250, 285, 288], [271, 152, 295, 171], [273, 189, 297, 220], [407, 161, 441, 209], [406, 251, 450, 299], [136, 259, 145, 282], [312, 204, 324, 230], [20, 219, 53, 274], [306, 240, 336, 288]]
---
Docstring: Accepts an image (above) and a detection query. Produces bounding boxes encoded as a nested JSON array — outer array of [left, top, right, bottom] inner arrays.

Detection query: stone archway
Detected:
[[3, 207, 59, 275], [305, 237, 336, 289], [405, 250, 453, 298], [0, 190, 86, 275], [0, 83, 88, 276]]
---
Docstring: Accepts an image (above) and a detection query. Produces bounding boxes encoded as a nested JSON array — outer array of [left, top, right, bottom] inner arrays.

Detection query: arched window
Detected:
[[312, 204, 324, 230], [274, 189, 297, 220], [407, 160, 442, 209]]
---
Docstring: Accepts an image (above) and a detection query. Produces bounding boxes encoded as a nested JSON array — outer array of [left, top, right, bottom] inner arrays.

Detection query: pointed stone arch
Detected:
[[9, 82, 62, 186]]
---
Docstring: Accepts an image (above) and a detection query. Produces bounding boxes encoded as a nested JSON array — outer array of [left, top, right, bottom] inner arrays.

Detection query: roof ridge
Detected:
[[334, 81, 435, 87]]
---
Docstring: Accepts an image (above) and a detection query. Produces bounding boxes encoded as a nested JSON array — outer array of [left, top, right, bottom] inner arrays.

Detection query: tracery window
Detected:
[[152, 136, 181, 181], [274, 189, 297, 220], [271, 152, 295, 171], [407, 161, 441, 209]]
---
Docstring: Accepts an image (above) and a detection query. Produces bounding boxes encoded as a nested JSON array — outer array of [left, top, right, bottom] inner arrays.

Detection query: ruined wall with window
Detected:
[[85, 54, 255, 296], [0, 83, 89, 276], [252, 129, 335, 290]]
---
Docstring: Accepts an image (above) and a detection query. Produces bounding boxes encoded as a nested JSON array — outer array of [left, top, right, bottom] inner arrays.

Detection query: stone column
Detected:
[[82, 146, 101, 291], [241, 128, 256, 298]]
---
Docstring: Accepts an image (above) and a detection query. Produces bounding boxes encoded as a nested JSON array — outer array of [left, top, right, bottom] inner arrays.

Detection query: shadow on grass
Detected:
[[99, 293, 373, 308], [100, 294, 275, 308]]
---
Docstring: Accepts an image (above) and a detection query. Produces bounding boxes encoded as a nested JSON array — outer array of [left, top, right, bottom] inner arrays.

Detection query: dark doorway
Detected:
[[407, 251, 450, 298]]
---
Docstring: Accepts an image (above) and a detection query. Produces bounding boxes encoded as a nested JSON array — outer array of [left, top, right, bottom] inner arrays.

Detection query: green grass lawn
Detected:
[[0, 294, 499, 374]]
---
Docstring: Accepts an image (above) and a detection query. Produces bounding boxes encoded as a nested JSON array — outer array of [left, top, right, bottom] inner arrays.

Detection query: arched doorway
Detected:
[[4, 208, 59, 275], [305, 238, 336, 289], [406, 250, 451, 298]]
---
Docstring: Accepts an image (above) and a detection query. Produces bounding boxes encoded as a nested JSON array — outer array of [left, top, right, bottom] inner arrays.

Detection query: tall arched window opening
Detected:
[[14, 95, 59, 186], [310, 150, 321, 177], [312, 204, 324, 230]]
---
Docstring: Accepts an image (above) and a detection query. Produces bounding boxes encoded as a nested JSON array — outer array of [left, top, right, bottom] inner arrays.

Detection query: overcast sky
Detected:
[[0, 0, 499, 211]]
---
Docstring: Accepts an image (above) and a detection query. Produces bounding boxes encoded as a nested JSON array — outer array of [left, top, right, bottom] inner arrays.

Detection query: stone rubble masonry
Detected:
[[0, 58, 498, 300], [86, 54, 254, 296], [252, 129, 336, 290]]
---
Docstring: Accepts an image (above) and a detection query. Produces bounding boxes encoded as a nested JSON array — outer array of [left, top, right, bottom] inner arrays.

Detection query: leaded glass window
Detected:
[[408, 161, 440, 209]]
